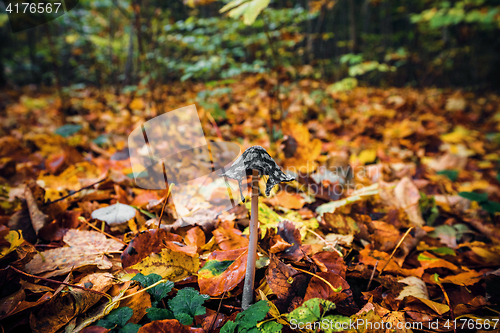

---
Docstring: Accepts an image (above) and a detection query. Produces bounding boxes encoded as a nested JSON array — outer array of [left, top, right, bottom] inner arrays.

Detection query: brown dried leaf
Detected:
[[121, 228, 183, 268], [213, 221, 248, 250], [25, 230, 124, 277], [30, 273, 114, 333], [198, 247, 247, 296]]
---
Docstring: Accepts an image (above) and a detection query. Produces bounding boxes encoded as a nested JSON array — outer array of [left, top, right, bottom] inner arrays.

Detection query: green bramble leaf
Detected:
[[168, 287, 210, 326], [220, 300, 270, 333], [220, 320, 238, 333], [146, 307, 175, 321], [132, 273, 174, 302], [97, 307, 134, 329], [287, 298, 340, 324], [118, 323, 141, 333]]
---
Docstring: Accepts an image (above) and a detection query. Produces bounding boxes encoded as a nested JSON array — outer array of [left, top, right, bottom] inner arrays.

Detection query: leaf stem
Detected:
[[378, 226, 413, 276], [292, 266, 342, 293], [79, 216, 127, 245]]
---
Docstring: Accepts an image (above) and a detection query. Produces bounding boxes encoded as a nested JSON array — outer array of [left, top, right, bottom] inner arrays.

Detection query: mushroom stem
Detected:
[[242, 169, 259, 310]]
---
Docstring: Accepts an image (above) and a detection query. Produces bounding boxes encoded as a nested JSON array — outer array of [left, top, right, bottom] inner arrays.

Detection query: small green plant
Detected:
[[96, 273, 210, 332], [459, 191, 500, 214], [96, 307, 141, 333], [420, 192, 440, 226], [286, 298, 350, 333], [220, 300, 271, 333]]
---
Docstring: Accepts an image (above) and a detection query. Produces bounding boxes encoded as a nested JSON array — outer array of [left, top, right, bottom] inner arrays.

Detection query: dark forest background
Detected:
[[1, 0, 499, 90]]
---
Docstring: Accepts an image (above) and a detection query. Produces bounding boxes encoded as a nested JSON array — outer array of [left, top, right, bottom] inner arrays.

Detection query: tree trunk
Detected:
[[348, 0, 357, 53], [124, 23, 135, 85]]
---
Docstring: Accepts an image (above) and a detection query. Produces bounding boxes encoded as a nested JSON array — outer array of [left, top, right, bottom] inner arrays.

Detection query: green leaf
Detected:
[[243, 0, 270, 25], [220, 320, 238, 333], [458, 191, 488, 202], [220, 0, 247, 13], [97, 307, 134, 329], [417, 253, 439, 261], [118, 323, 142, 333], [55, 124, 82, 137], [221, 301, 270, 333], [199, 259, 235, 277], [258, 321, 283, 333], [235, 300, 270, 331], [286, 298, 334, 323], [228, 2, 250, 20], [132, 273, 174, 302], [481, 200, 500, 214], [244, 200, 283, 235], [168, 287, 210, 326], [437, 170, 458, 181], [322, 314, 352, 333], [429, 247, 456, 256], [146, 307, 175, 321], [92, 134, 109, 146]]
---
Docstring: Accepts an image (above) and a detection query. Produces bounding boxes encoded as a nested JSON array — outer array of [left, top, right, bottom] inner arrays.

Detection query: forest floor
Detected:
[[1, 76, 500, 333]]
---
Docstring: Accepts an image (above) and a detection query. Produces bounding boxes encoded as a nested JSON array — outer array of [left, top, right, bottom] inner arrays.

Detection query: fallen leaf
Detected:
[[440, 270, 484, 286], [282, 122, 322, 174], [396, 276, 429, 300], [322, 212, 360, 235], [304, 272, 350, 304], [275, 220, 304, 261], [121, 228, 184, 268], [25, 185, 49, 235], [265, 191, 305, 209], [30, 273, 114, 333], [198, 247, 247, 296], [0, 229, 24, 259], [25, 229, 124, 277], [266, 254, 309, 312], [128, 248, 200, 282], [394, 177, 425, 226], [311, 251, 346, 278], [213, 221, 248, 250]]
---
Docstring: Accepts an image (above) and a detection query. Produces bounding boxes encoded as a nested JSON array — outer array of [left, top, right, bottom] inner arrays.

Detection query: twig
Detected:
[[208, 290, 226, 332], [305, 228, 343, 257], [434, 274, 457, 333], [378, 227, 414, 276], [242, 169, 259, 310], [103, 278, 171, 314], [366, 260, 378, 291], [292, 266, 342, 293], [157, 183, 174, 229], [206, 112, 223, 140], [9, 265, 112, 302], [78, 217, 126, 245], [45, 178, 107, 206]]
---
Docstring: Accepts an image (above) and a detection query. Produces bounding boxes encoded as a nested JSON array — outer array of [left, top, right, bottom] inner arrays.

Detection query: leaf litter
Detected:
[[0, 82, 500, 332]]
